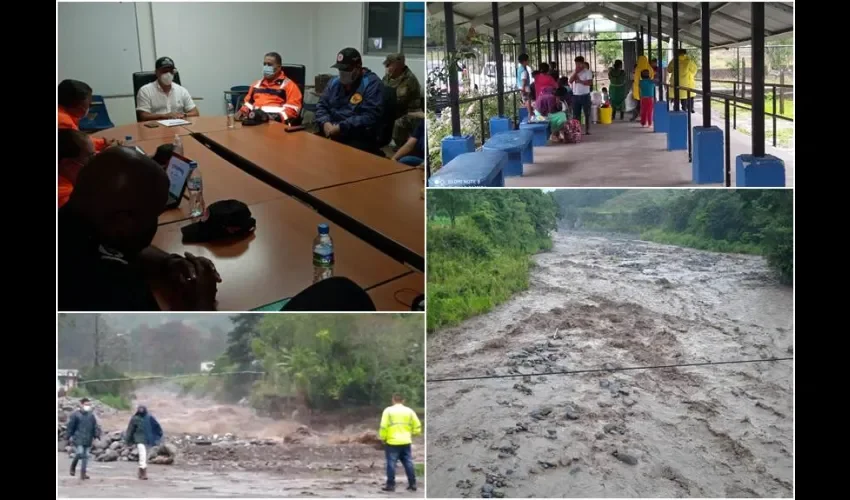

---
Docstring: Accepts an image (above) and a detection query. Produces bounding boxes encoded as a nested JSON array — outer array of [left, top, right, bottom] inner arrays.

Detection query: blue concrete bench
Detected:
[[519, 120, 549, 147], [483, 130, 534, 177], [428, 150, 507, 187]]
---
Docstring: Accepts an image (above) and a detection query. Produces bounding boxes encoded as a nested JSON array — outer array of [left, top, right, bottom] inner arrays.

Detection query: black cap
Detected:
[[331, 48, 362, 70], [155, 57, 175, 70], [242, 108, 270, 126], [181, 200, 256, 243]]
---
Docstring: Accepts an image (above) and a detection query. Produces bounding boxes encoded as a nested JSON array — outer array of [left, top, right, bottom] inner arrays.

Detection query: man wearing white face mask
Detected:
[[67, 397, 101, 480], [136, 57, 199, 122], [237, 52, 303, 124]]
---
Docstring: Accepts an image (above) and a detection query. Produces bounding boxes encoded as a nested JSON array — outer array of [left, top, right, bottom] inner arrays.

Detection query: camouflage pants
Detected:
[[392, 115, 424, 149]]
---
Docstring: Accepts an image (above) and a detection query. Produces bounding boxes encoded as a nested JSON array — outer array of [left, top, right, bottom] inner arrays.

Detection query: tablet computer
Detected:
[[164, 152, 196, 210]]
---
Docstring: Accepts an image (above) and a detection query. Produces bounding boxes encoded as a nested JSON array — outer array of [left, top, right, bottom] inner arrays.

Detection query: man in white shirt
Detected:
[[569, 56, 593, 135], [136, 57, 199, 122]]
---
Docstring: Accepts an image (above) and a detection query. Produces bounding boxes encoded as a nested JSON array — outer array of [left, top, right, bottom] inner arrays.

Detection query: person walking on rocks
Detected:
[[68, 397, 101, 480], [379, 394, 422, 492], [124, 405, 163, 480]]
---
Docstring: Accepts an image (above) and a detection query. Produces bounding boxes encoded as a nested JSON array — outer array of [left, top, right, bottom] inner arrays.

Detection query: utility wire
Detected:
[[75, 371, 266, 385], [428, 357, 793, 383]]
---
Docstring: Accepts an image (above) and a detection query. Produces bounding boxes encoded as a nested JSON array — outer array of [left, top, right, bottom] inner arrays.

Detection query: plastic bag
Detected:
[[624, 91, 637, 112], [590, 91, 603, 106]]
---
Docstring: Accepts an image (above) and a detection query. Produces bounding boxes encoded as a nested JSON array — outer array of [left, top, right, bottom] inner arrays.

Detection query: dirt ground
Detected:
[[427, 232, 793, 498], [58, 388, 425, 498]]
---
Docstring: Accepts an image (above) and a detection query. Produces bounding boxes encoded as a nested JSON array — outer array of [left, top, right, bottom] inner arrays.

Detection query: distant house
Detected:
[[57, 369, 80, 392], [200, 361, 215, 373]]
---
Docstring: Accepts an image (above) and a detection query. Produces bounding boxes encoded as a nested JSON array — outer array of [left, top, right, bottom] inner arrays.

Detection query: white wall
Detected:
[[58, 2, 425, 127]]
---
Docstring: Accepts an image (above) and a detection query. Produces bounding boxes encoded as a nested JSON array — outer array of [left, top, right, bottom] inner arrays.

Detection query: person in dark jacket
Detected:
[[124, 405, 163, 480], [68, 398, 101, 480], [315, 47, 385, 156]]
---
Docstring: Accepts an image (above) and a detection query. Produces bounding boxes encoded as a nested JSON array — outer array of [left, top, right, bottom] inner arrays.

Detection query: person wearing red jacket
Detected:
[[237, 52, 303, 123], [57, 80, 117, 153]]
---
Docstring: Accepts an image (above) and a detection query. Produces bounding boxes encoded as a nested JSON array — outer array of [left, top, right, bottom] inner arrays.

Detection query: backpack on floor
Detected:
[[566, 119, 583, 143]]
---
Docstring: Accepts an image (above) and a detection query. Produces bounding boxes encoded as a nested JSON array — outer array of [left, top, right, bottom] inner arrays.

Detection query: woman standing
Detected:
[[607, 60, 627, 120]]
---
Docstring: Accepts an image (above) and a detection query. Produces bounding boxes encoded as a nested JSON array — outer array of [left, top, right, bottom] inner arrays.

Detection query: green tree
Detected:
[[596, 32, 623, 66]]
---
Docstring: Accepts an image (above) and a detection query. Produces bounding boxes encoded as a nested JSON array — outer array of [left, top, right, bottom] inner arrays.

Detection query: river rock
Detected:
[[456, 479, 473, 489], [530, 407, 552, 420], [612, 450, 638, 465]]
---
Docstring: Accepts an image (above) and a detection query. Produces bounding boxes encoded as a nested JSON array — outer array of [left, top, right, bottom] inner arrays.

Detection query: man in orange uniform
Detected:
[[237, 52, 302, 124], [57, 80, 117, 152], [58, 129, 95, 208]]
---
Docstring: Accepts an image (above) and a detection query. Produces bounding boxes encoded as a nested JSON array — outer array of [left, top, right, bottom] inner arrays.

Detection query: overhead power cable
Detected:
[[428, 357, 793, 383]]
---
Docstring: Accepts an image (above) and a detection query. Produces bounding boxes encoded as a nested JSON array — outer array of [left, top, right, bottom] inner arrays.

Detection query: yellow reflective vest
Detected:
[[379, 404, 422, 445]]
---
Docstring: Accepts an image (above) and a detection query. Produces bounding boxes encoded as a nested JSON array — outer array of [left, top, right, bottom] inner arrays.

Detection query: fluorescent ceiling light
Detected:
[[588, 13, 603, 19]]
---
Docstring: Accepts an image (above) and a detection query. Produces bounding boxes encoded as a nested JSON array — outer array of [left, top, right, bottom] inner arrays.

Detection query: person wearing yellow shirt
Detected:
[[378, 394, 422, 492]]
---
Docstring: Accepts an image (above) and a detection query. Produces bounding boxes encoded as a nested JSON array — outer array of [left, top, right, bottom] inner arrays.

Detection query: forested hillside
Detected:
[[427, 190, 560, 331], [554, 190, 793, 284]]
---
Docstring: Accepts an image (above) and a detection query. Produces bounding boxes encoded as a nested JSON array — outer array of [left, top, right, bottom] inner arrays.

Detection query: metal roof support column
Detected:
[[444, 2, 461, 136], [493, 2, 505, 117], [751, 1, 765, 156], [701, 2, 711, 128]]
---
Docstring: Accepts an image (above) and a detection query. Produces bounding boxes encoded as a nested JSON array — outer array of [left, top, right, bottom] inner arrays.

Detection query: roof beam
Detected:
[[606, 2, 734, 42], [595, 5, 706, 47], [521, 5, 597, 38], [767, 2, 794, 15], [463, 2, 522, 28], [503, 3, 574, 32], [712, 26, 795, 49]]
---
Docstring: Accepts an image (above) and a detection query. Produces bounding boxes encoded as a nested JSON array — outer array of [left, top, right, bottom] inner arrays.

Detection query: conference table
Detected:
[[92, 117, 424, 311]]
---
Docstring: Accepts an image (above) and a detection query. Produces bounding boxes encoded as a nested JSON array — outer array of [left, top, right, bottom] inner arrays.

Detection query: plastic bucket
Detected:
[[599, 106, 613, 124]]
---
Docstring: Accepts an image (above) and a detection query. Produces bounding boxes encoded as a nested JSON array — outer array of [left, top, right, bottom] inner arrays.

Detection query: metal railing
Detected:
[[665, 83, 794, 187], [432, 89, 522, 148]]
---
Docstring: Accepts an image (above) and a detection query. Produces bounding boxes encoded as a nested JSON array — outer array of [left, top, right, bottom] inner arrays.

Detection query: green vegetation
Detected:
[[427, 190, 559, 331], [554, 190, 793, 284], [206, 315, 424, 415], [69, 364, 133, 410]]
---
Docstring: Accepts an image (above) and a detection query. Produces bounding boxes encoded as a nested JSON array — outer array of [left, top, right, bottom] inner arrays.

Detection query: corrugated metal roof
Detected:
[[428, 2, 794, 48]]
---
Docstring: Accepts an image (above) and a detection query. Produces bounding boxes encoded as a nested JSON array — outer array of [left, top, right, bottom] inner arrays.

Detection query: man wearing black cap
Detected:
[[316, 47, 385, 156], [136, 57, 199, 122]]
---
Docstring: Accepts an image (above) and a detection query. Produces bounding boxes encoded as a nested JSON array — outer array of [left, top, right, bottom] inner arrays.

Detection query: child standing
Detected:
[[639, 69, 656, 127]]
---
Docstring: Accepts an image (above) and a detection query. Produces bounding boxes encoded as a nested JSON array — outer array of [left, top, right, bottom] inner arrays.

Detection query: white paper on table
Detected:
[[157, 119, 191, 127]]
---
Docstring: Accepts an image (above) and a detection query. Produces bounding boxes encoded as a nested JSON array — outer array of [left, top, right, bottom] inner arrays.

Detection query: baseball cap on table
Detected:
[[181, 200, 256, 244], [383, 53, 405, 66], [155, 57, 176, 70], [331, 48, 362, 69]]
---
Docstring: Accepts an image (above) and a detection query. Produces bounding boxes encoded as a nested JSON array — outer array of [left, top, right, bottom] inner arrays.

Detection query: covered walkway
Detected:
[[507, 106, 795, 187], [428, 2, 795, 188]]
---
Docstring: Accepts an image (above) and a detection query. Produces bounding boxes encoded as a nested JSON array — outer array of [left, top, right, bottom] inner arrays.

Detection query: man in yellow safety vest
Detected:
[[378, 393, 422, 492]]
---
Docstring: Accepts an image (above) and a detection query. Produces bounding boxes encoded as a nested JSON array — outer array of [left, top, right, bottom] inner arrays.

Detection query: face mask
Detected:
[[159, 72, 174, 85], [263, 65, 275, 77], [339, 70, 355, 85], [82, 405, 91, 412]]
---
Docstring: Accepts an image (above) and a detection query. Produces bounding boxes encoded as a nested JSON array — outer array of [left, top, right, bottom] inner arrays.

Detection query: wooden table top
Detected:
[[179, 116, 243, 134], [135, 137, 285, 226], [93, 121, 192, 142], [203, 122, 410, 192], [312, 168, 425, 257], [151, 196, 411, 311], [366, 272, 424, 311]]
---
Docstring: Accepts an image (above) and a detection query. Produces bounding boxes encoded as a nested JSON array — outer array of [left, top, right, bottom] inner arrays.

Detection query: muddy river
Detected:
[[58, 388, 424, 498], [427, 231, 793, 498]]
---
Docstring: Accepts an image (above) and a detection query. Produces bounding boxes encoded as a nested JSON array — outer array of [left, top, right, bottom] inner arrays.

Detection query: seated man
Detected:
[[316, 47, 385, 156], [136, 57, 199, 122], [382, 53, 423, 147], [59, 147, 221, 311], [390, 118, 424, 168], [57, 79, 116, 152], [58, 129, 95, 208], [237, 52, 303, 123]]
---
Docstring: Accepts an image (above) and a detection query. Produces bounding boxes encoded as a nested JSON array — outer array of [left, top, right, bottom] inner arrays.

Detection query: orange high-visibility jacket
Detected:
[[240, 71, 303, 122], [57, 107, 107, 152]]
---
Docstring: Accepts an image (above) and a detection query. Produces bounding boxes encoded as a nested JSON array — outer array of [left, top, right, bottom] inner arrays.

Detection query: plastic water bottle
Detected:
[[124, 135, 134, 147], [227, 103, 235, 129], [312, 223, 335, 283], [187, 167, 205, 218], [173, 134, 184, 156]]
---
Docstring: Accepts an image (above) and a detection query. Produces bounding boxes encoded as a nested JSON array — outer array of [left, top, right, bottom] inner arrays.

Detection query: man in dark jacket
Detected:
[[316, 47, 385, 156], [124, 405, 163, 480], [68, 398, 101, 479]]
